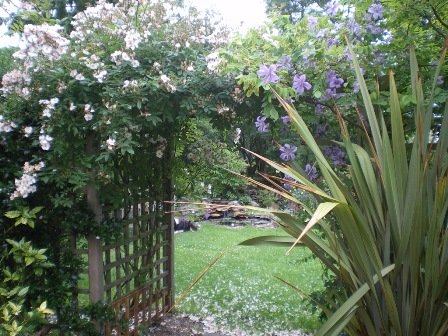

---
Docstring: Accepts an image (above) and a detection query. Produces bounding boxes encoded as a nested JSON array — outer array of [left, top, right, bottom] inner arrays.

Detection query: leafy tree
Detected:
[[264, 0, 330, 22]]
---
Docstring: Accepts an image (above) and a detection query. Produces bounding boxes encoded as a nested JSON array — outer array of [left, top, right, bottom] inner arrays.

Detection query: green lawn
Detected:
[[174, 223, 324, 334]]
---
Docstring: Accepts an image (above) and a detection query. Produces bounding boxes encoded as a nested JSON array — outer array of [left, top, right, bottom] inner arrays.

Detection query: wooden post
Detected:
[[163, 178, 174, 310], [86, 133, 104, 304], [163, 134, 175, 311]]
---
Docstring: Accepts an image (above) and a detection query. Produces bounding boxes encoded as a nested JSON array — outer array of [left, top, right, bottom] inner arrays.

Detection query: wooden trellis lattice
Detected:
[[74, 133, 174, 335], [74, 198, 174, 335]]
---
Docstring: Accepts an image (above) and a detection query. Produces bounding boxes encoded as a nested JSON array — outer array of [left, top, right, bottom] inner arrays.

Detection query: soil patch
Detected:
[[145, 313, 311, 336]]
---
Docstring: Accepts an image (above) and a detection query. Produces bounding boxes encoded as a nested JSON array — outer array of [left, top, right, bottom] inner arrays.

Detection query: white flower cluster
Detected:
[[205, 52, 222, 73], [39, 97, 59, 118], [159, 74, 176, 93], [152, 62, 162, 73], [124, 29, 142, 50], [94, 70, 108, 83], [70, 0, 117, 42], [70, 69, 86, 81], [110, 50, 140, 68], [84, 104, 95, 121], [1, 69, 31, 98], [78, 52, 108, 83], [39, 133, 53, 151], [0, 115, 17, 133], [217, 104, 230, 115], [23, 126, 33, 137], [14, 24, 69, 64], [10, 161, 45, 200], [233, 128, 242, 144], [106, 137, 117, 151], [82, 53, 102, 70], [149, 135, 167, 158], [122, 80, 139, 90]]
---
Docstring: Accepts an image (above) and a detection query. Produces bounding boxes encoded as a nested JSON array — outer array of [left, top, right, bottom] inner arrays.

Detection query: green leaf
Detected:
[[17, 287, 29, 297], [316, 264, 395, 336], [239, 235, 301, 247], [4, 211, 21, 219], [287, 202, 339, 253]]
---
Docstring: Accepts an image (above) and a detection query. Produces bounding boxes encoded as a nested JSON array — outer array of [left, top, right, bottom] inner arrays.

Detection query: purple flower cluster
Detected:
[[374, 51, 385, 65], [325, 0, 341, 16], [368, 3, 384, 21], [281, 115, 290, 124], [280, 144, 298, 161], [315, 104, 325, 116], [326, 70, 344, 89], [257, 64, 279, 85], [277, 55, 292, 72], [346, 18, 362, 37], [324, 145, 346, 166], [366, 24, 382, 35], [283, 174, 294, 190], [314, 123, 327, 138], [324, 70, 344, 100], [303, 54, 316, 68], [365, 3, 384, 35], [292, 74, 312, 94], [304, 163, 318, 181], [255, 116, 269, 133], [326, 37, 339, 49], [308, 16, 318, 30]]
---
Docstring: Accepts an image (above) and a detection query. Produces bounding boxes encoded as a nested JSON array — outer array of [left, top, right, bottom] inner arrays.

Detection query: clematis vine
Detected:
[[279, 144, 298, 161], [368, 3, 384, 21], [304, 163, 318, 181], [255, 116, 270, 133], [257, 64, 280, 85], [292, 74, 312, 94]]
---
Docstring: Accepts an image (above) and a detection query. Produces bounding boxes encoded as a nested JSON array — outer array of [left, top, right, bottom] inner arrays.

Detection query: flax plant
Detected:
[[242, 44, 448, 335]]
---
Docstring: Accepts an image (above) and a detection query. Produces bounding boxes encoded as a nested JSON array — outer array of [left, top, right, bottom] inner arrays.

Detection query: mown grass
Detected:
[[174, 223, 324, 334]]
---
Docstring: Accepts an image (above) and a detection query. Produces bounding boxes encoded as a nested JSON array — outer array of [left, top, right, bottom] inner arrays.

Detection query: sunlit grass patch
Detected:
[[174, 223, 324, 334]]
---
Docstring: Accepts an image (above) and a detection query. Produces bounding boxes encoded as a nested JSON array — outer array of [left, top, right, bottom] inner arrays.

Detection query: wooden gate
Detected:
[[74, 133, 174, 335]]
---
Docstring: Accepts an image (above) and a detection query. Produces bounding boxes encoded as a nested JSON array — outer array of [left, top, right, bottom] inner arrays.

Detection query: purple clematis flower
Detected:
[[325, 0, 341, 16], [304, 163, 318, 181], [315, 104, 325, 115], [314, 123, 327, 138], [437, 76, 444, 85], [281, 115, 290, 124], [366, 24, 382, 35], [257, 64, 280, 85], [283, 175, 294, 190], [255, 116, 269, 133], [346, 18, 362, 36], [324, 146, 346, 166], [292, 74, 312, 94], [277, 55, 292, 72], [326, 70, 344, 89], [368, 3, 384, 20], [308, 16, 318, 30], [326, 37, 339, 49], [280, 144, 298, 161]]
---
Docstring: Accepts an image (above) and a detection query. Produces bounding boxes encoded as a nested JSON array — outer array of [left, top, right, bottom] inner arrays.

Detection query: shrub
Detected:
[[243, 43, 448, 335]]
